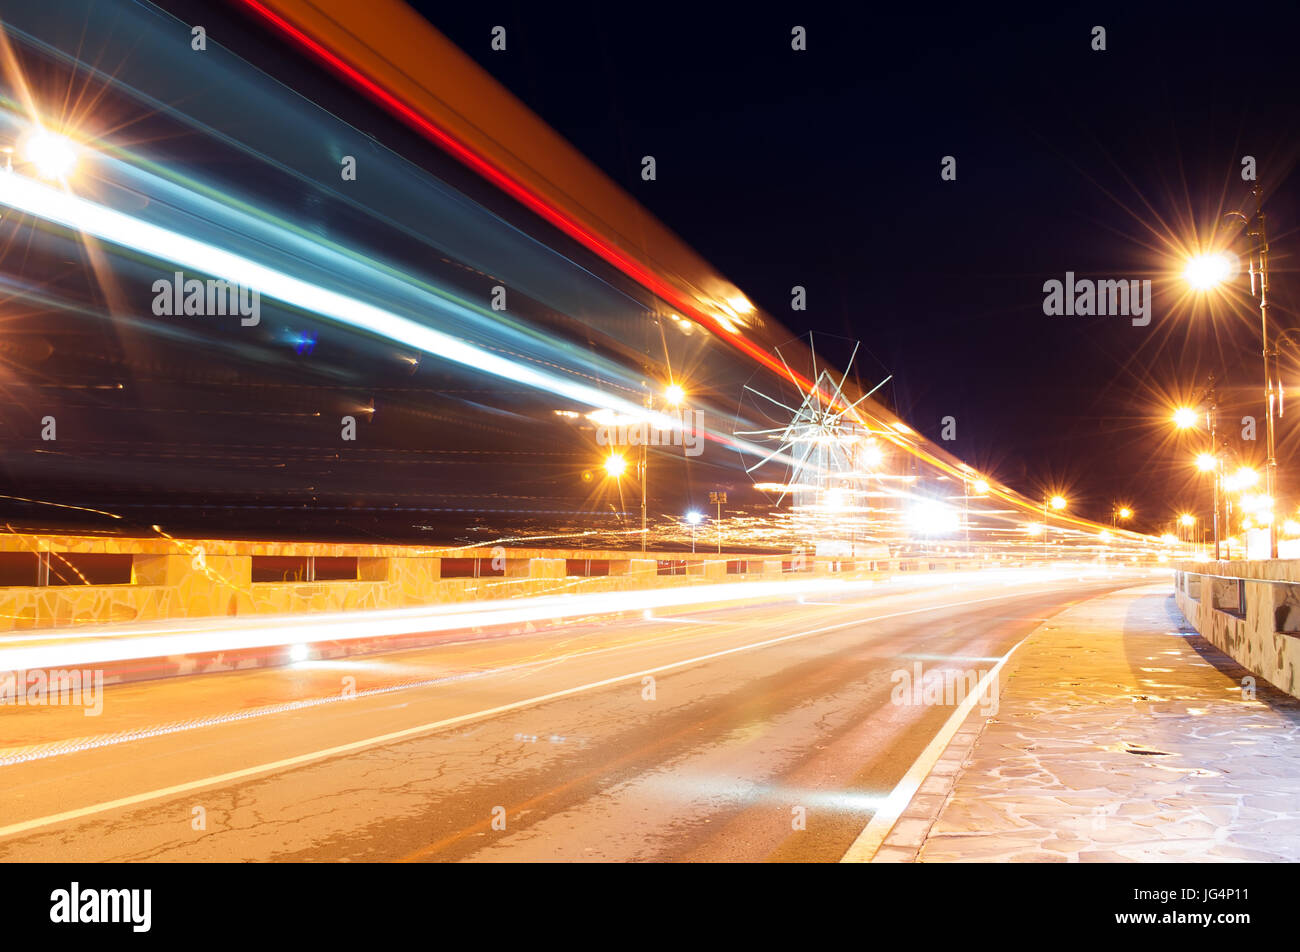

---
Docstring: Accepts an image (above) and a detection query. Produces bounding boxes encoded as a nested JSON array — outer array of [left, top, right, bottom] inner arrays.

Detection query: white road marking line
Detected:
[[838, 635, 1027, 863], [0, 586, 1082, 842]]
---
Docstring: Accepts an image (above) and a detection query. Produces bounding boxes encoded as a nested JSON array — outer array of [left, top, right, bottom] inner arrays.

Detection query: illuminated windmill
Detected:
[[734, 340, 893, 555]]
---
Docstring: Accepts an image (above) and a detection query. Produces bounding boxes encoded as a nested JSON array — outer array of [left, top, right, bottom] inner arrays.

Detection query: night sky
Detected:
[[423, 1, 1300, 532]]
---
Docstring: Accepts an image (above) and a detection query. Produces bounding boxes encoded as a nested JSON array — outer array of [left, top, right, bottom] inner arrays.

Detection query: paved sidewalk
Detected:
[[872, 582, 1300, 862]]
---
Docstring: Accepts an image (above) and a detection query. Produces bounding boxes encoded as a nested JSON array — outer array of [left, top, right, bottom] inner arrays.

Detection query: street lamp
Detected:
[[1184, 253, 1233, 291], [685, 510, 702, 553], [1042, 493, 1066, 558], [19, 130, 77, 180], [1186, 186, 1279, 557], [1112, 504, 1133, 528], [603, 453, 627, 479], [708, 491, 726, 554], [1171, 377, 1225, 558], [624, 382, 689, 553]]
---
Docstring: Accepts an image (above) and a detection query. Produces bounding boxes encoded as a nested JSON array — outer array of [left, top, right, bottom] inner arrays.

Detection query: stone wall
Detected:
[[0, 532, 996, 631], [1174, 560, 1300, 697]]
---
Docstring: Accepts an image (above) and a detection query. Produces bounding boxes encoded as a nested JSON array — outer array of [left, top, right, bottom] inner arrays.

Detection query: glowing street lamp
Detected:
[[684, 510, 702, 553], [623, 382, 689, 553], [1172, 378, 1225, 558], [1042, 494, 1067, 558], [20, 131, 77, 181], [603, 453, 627, 479], [1184, 252, 1234, 291], [1184, 186, 1279, 557]]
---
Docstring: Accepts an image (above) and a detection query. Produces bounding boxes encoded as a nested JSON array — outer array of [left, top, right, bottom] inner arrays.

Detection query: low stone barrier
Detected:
[[1174, 560, 1300, 697], [0, 532, 993, 631]]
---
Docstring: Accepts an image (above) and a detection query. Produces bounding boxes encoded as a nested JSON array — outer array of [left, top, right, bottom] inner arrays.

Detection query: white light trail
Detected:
[[0, 566, 1133, 673], [0, 171, 692, 438]]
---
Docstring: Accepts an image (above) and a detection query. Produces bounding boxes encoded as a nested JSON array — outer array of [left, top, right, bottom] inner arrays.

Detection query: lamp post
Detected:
[[685, 510, 702, 553], [629, 382, 687, 554], [1042, 494, 1066, 559], [708, 491, 726, 554], [1175, 376, 1223, 559], [1237, 187, 1279, 559], [1188, 187, 1279, 556]]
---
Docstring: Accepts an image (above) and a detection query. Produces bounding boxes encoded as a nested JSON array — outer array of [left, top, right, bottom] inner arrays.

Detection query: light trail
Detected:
[[0, 167, 792, 465], [0, 566, 1135, 672]]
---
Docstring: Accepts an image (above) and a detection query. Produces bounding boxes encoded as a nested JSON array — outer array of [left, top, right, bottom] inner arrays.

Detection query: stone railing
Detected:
[[0, 532, 996, 631], [1174, 560, 1300, 698]]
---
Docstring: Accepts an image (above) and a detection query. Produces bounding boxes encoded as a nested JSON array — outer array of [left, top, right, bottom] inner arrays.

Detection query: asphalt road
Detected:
[[0, 568, 1159, 862]]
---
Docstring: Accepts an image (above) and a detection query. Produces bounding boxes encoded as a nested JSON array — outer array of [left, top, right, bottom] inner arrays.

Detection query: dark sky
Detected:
[[419, 1, 1300, 531], [5, 0, 1300, 543]]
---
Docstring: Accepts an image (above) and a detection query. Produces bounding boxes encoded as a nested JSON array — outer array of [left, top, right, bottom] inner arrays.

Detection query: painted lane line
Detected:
[[838, 635, 1027, 863]]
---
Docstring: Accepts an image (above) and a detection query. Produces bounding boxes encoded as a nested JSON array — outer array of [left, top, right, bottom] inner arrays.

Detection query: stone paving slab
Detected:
[[875, 583, 1300, 862]]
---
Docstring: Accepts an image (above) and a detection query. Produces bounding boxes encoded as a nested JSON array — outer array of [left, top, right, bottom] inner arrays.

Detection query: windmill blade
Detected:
[[743, 385, 800, 415], [833, 374, 893, 421], [774, 346, 804, 392], [808, 332, 818, 396], [745, 439, 797, 474], [832, 341, 861, 406]]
